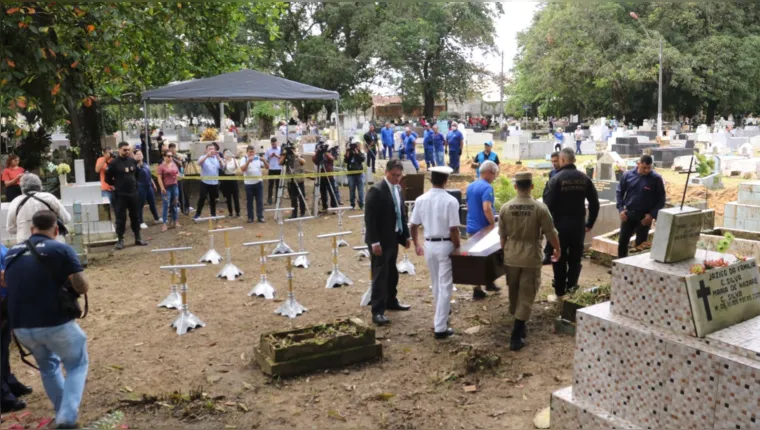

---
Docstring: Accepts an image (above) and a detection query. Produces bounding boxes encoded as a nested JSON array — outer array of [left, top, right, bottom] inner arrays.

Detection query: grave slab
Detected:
[[650, 206, 703, 263]]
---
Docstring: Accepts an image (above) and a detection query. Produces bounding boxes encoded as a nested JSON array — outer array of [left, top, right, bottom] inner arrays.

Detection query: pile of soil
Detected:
[[665, 182, 738, 217]]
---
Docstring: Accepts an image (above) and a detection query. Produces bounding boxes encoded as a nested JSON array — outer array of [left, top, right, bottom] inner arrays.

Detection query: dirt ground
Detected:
[[1, 178, 614, 430]]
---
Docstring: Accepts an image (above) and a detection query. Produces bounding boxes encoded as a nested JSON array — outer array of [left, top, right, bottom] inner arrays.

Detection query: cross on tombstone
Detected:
[[697, 280, 713, 321]]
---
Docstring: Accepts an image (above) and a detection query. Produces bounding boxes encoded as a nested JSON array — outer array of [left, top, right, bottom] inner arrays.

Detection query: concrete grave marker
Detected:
[[650, 206, 703, 263], [595, 152, 624, 181], [685, 258, 760, 337]]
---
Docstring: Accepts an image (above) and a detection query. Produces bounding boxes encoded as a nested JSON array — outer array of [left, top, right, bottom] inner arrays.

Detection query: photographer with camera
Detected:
[[5, 210, 90, 428], [363, 125, 379, 173], [344, 138, 366, 210], [312, 138, 340, 213], [279, 141, 307, 219]]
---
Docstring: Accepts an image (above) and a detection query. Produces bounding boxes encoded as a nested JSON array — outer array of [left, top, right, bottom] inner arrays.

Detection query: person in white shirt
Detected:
[[240, 145, 269, 223], [265, 137, 281, 205], [278, 121, 288, 137], [409, 166, 461, 339], [7, 174, 71, 244], [574, 125, 584, 154]]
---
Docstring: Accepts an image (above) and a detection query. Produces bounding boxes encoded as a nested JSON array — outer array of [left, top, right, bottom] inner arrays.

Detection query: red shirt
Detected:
[[1, 166, 24, 184], [157, 161, 179, 187]]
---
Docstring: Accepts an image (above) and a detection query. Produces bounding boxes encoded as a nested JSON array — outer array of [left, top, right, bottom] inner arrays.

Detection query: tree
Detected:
[[2, 3, 283, 177], [371, 3, 502, 119], [510, 2, 760, 124]]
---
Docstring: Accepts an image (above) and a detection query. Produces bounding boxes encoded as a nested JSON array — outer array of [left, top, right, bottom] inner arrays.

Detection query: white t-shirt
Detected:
[[241, 156, 265, 185]]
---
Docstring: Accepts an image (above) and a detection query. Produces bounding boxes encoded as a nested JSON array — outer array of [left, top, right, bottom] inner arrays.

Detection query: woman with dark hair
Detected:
[[2, 155, 24, 202]]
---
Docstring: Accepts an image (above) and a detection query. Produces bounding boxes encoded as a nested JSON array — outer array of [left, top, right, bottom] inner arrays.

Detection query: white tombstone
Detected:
[[650, 206, 702, 263], [595, 152, 624, 181], [751, 135, 760, 152], [74, 159, 86, 185], [740, 143, 754, 157]]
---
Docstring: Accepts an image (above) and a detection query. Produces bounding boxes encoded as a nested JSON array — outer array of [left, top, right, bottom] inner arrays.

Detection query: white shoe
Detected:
[[155, 219, 163, 225], [140, 223, 148, 229]]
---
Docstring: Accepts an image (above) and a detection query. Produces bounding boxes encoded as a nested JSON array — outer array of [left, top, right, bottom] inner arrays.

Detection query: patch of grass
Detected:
[[120, 387, 226, 422], [566, 284, 611, 307]]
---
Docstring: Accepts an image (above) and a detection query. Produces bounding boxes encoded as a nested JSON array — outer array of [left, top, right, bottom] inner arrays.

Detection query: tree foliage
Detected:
[[371, 3, 502, 118], [510, 2, 760, 124]]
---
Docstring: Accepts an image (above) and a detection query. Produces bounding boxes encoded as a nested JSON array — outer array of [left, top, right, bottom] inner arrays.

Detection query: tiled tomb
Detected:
[[551, 250, 760, 429], [724, 181, 760, 232]]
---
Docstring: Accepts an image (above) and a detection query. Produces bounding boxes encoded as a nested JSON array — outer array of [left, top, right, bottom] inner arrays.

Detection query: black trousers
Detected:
[[196, 182, 219, 217], [288, 180, 306, 216], [552, 225, 585, 296], [617, 213, 651, 258], [319, 177, 338, 210], [370, 244, 400, 316], [366, 149, 376, 172], [1, 303, 20, 403], [267, 170, 281, 202], [220, 181, 240, 216], [115, 193, 140, 239]]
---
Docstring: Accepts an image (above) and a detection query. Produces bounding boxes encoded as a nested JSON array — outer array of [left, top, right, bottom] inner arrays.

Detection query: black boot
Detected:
[[115, 239, 124, 250], [473, 287, 487, 300], [485, 282, 501, 292], [510, 320, 526, 351], [135, 235, 148, 246]]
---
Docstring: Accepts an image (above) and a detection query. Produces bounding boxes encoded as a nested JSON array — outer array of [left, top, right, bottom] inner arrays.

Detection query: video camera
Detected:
[[316, 137, 329, 154], [347, 137, 358, 152], [282, 140, 296, 155]]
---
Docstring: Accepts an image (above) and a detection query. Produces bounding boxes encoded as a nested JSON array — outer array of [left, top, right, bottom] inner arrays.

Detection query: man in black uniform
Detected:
[[107, 142, 148, 250], [364, 124, 379, 174], [543, 148, 599, 296]]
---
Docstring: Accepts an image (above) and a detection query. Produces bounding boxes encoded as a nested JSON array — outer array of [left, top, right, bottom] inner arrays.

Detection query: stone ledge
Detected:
[[551, 386, 640, 430]]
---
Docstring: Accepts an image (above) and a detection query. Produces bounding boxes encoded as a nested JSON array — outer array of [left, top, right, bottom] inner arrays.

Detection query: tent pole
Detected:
[[119, 102, 124, 142], [336, 99, 342, 167], [144, 100, 149, 164], [219, 102, 224, 130]]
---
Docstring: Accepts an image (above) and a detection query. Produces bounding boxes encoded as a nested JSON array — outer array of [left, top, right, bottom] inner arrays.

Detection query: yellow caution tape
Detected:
[[178, 170, 363, 181]]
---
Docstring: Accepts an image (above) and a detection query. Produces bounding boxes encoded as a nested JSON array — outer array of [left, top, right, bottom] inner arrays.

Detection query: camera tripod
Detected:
[[275, 155, 311, 218], [312, 152, 341, 215]]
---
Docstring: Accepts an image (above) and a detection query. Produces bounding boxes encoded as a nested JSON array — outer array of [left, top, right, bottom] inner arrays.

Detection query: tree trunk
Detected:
[[73, 102, 103, 182], [423, 85, 435, 119], [205, 103, 222, 128], [257, 117, 274, 139], [706, 101, 717, 126]]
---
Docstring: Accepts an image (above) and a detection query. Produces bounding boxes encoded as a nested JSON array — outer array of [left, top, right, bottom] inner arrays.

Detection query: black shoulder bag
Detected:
[[15, 193, 69, 237]]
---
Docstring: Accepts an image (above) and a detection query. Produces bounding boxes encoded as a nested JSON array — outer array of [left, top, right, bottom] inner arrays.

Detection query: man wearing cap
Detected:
[[466, 160, 501, 299], [410, 166, 461, 339], [543, 148, 600, 297], [446, 122, 464, 174], [471, 141, 500, 179], [499, 171, 560, 351]]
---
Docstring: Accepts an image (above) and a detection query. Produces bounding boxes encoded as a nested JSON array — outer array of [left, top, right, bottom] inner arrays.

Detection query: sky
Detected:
[[481, 2, 541, 100]]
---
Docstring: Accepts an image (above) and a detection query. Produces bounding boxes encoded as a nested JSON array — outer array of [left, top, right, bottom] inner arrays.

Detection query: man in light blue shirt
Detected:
[[265, 137, 281, 205], [380, 122, 395, 160], [432, 124, 446, 167], [195, 143, 223, 219], [446, 122, 464, 173]]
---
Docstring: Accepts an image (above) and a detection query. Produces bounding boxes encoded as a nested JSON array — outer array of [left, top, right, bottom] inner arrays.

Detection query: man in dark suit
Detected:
[[365, 159, 412, 326]]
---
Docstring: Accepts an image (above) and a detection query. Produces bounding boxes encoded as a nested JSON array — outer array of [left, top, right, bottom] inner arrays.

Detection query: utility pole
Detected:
[[657, 38, 663, 138], [499, 50, 504, 125]]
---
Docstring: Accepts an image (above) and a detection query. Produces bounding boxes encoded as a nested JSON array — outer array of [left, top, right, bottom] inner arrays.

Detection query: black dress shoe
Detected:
[[472, 288, 487, 300], [372, 314, 390, 326], [114, 240, 124, 250], [434, 327, 455, 339], [1, 398, 26, 412], [9, 383, 32, 397], [135, 238, 148, 246], [485, 283, 501, 292], [386, 302, 411, 311]]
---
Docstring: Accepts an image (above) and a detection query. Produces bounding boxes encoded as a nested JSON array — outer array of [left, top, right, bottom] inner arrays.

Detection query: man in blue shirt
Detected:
[[422, 123, 435, 168], [471, 141, 501, 178], [195, 143, 223, 219], [446, 122, 464, 173], [615, 154, 666, 258], [553, 128, 565, 152], [432, 124, 446, 167], [403, 128, 419, 172], [466, 160, 501, 299], [6, 210, 89, 428], [380, 122, 395, 160], [1, 242, 32, 414]]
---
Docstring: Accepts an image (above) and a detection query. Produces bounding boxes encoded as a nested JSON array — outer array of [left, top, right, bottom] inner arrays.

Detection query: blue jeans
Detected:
[[576, 140, 582, 154], [245, 182, 264, 221], [162, 184, 179, 223], [137, 184, 160, 224], [14, 321, 88, 427], [449, 148, 461, 172], [347, 172, 365, 208], [407, 150, 419, 171], [424, 148, 435, 167], [435, 149, 445, 166], [383, 145, 393, 159]]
